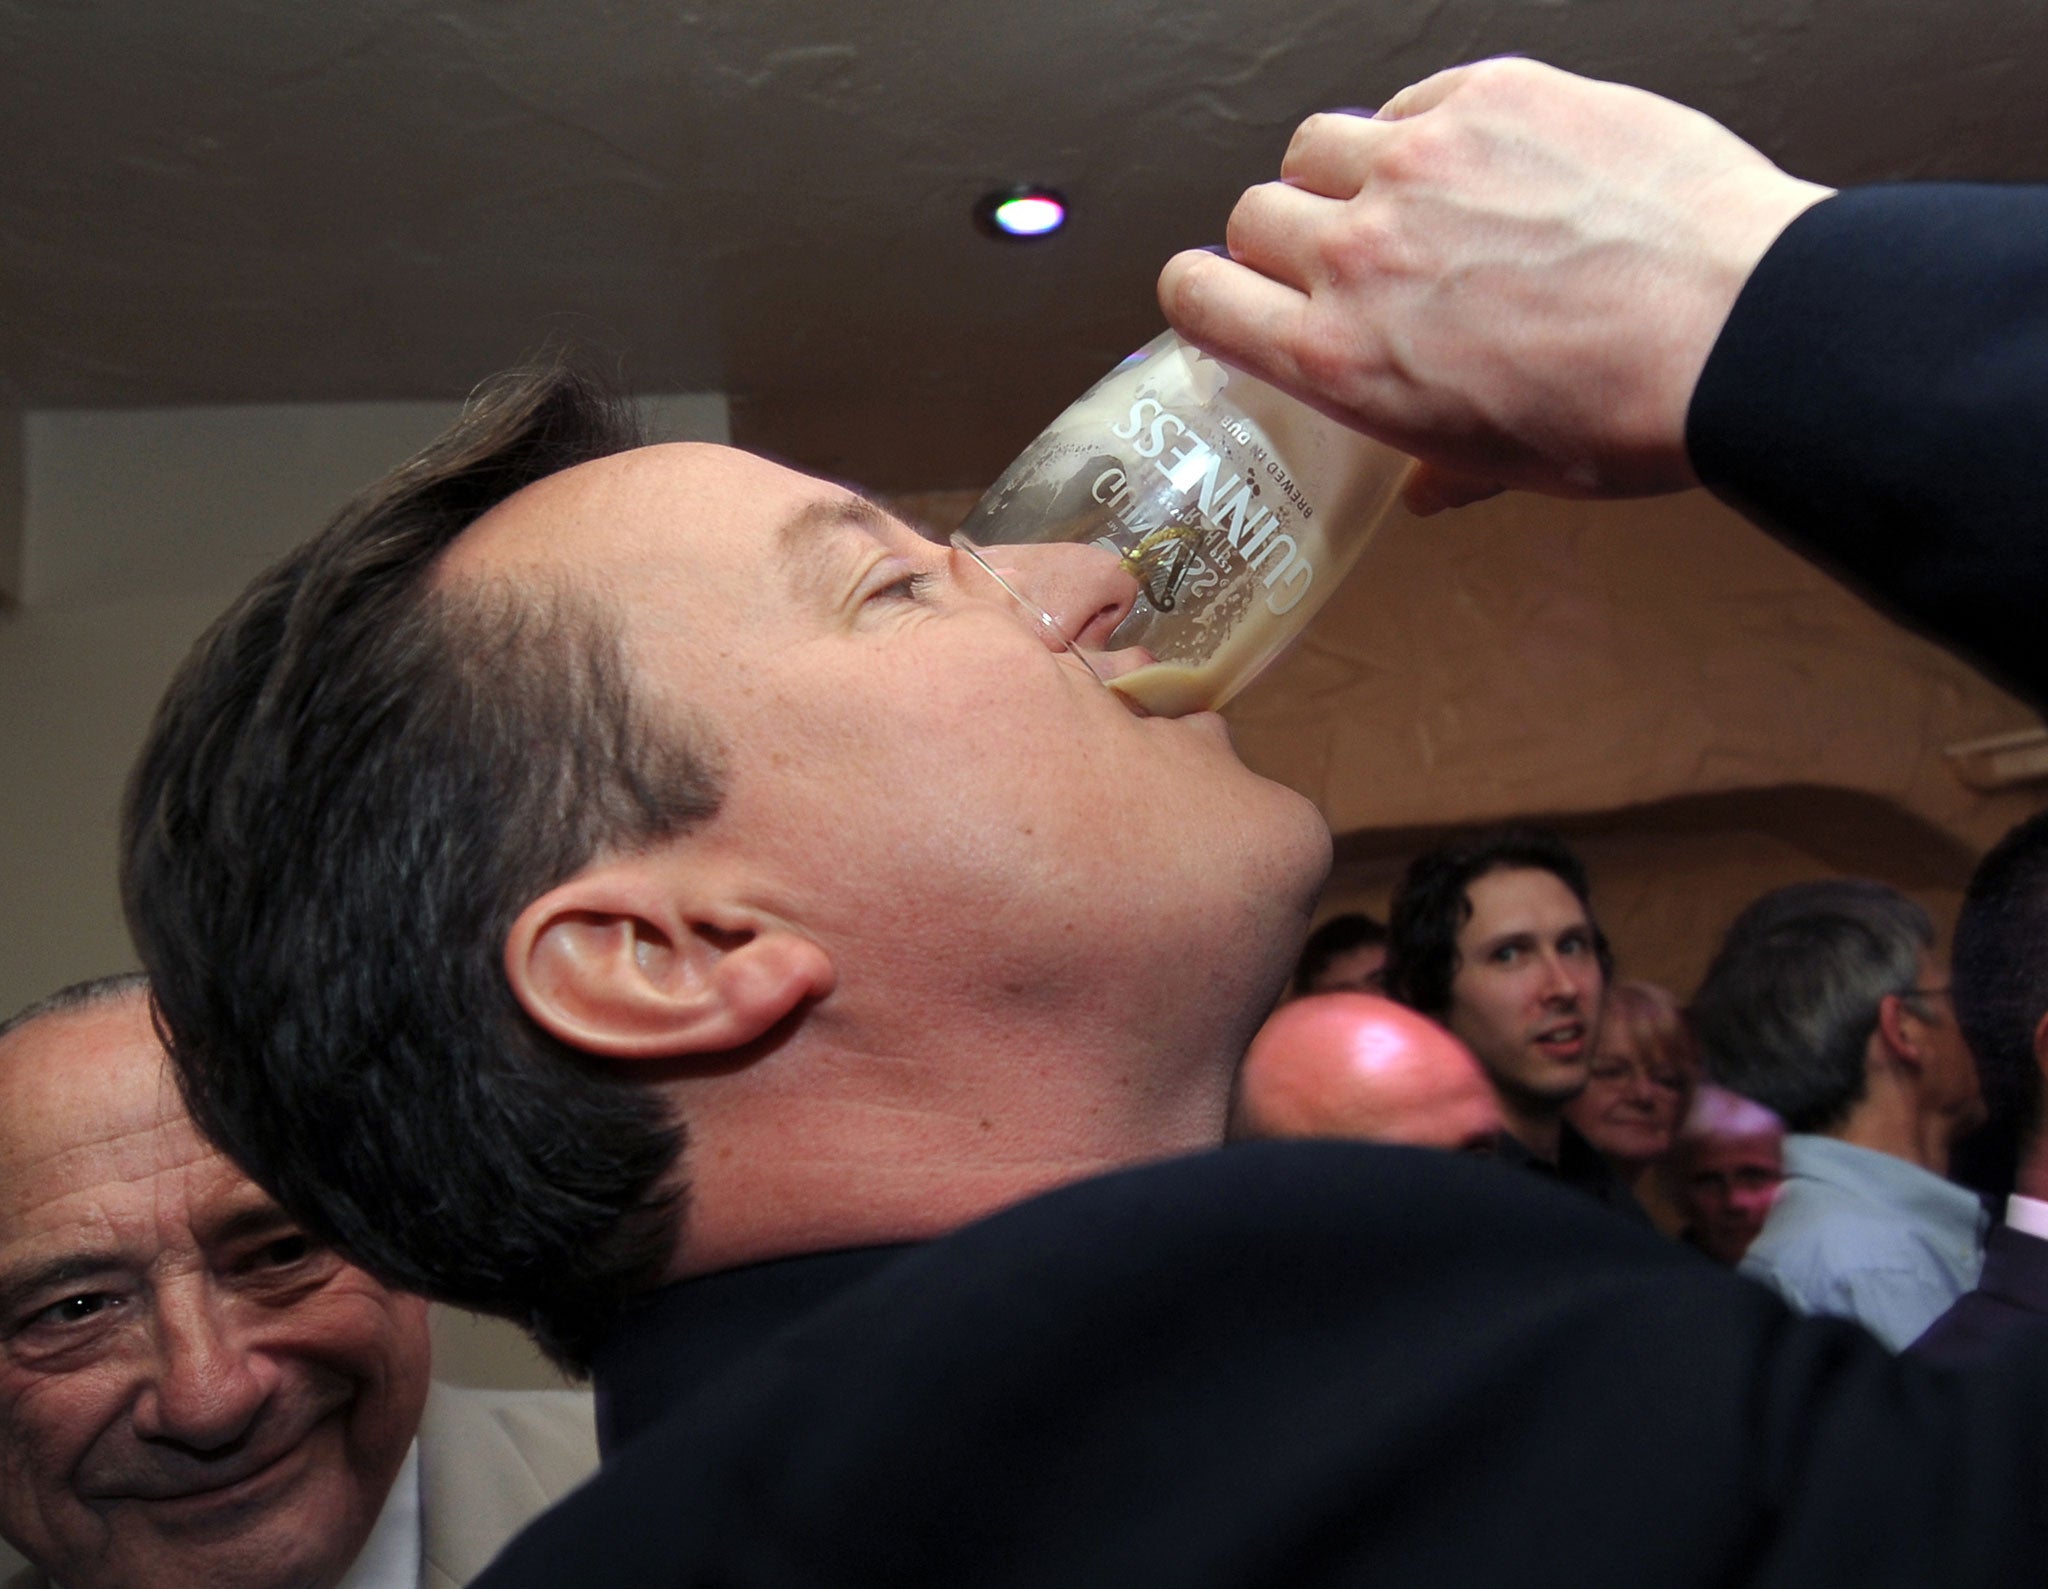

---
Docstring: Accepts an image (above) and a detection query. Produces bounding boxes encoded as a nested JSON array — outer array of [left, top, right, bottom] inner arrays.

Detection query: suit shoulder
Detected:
[[424, 1382, 599, 1501]]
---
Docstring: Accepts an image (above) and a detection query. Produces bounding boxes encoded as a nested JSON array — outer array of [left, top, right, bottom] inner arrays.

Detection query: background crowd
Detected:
[[1248, 809, 2048, 1355]]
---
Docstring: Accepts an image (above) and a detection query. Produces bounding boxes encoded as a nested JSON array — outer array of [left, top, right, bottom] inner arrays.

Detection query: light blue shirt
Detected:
[[1740, 1134, 1987, 1350]]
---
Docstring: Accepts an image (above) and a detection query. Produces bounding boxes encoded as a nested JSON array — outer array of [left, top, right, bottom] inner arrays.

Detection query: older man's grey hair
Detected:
[[1692, 880, 1934, 1134], [0, 971, 150, 1045]]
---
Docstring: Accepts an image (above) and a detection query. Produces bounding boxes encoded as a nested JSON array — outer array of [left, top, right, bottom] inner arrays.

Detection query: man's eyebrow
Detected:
[[775, 494, 897, 560], [198, 1201, 302, 1250], [775, 494, 917, 603]]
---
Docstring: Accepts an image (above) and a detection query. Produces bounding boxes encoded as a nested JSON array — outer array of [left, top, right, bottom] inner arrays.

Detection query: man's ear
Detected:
[[1874, 993, 1924, 1077], [502, 858, 835, 1061]]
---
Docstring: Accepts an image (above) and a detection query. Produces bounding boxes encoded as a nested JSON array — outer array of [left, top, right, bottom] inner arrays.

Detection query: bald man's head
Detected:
[[1232, 994, 1502, 1151], [1668, 1085, 1785, 1265]]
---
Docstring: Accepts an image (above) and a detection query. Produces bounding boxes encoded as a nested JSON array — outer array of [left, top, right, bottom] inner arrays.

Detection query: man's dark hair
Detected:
[[1692, 880, 1934, 1135], [122, 363, 720, 1372], [1382, 825, 1612, 1017], [1293, 912, 1388, 995], [0, 971, 150, 1044], [1953, 811, 2048, 1143]]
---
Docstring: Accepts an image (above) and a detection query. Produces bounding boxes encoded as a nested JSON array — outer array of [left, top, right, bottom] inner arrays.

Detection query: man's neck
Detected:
[[664, 1033, 1241, 1281], [1833, 1070, 1951, 1177]]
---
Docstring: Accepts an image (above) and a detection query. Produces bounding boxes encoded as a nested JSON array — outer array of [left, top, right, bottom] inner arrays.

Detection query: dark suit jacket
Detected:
[[478, 1144, 2048, 1586], [479, 185, 2048, 1586]]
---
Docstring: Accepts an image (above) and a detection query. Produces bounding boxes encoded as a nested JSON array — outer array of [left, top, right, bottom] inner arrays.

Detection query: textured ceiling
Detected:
[[5, 0, 2046, 484]]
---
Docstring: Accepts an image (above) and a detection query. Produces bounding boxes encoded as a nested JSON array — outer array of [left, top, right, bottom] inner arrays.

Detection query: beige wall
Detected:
[[3, 401, 474, 1015], [1229, 489, 2048, 992]]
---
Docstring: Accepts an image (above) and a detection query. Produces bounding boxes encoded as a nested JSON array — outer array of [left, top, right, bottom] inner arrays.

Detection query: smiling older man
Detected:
[[0, 977, 596, 1589]]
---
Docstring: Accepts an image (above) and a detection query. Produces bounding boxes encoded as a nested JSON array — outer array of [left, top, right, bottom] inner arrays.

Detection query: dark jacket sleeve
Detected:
[[1687, 184, 2048, 709]]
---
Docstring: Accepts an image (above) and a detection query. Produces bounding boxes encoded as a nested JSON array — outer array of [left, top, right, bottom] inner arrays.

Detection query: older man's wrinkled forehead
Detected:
[[0, 995, 179, 1171]]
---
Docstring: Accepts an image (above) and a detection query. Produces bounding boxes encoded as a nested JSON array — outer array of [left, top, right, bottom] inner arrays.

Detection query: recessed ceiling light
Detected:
[[976, 186, 1067, 240]]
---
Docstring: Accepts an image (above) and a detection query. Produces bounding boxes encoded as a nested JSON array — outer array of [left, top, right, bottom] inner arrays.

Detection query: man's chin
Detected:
[[107, 1451, 366, 1589], [1280, 795, 1335, 891], [1221, 779, 1331, 919], [146, 1519, 352, 1589], [76, 1531, 346, 1589], [1537, 1079, 1590, 1109]]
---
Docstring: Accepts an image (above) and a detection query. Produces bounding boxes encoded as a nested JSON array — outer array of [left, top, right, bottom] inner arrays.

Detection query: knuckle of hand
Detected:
[[1290, 111, 1347, 164], [1317, 212, 1407, 286], [1468, 55, 1537, 92], [1225, 183, 1271, 242], [1372, 125, 1450, 192], [1292, 330, 1365, 399]]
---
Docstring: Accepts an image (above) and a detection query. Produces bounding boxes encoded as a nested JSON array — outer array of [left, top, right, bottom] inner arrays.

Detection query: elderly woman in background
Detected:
[[1563, 980, 1698, 1232]]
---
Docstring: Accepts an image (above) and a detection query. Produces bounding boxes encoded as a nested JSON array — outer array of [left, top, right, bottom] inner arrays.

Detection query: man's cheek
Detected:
[[2, 1371, 104, 1469], [0, 1401, 96, 1566]]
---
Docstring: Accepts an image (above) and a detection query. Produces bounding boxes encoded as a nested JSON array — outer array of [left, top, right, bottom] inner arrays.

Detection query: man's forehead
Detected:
[[0, 1000, 168, 1141], [1462, 867, 1588, 931], [440, 440, 845, 583], [1690, 1132, 1781, 1168], [0, 1002, 239, 1234]]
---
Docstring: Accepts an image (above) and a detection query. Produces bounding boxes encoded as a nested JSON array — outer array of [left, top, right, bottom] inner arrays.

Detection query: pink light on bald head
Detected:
[[1234, 993, 1502, 1152]]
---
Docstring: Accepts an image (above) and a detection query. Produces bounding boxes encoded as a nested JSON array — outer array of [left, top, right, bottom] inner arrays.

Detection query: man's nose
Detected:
[[1620, 1069, 1658, 1108], [1537, 954, 1586, 1006], [974, 540, 1141, 652], [131, 1293, 275, 1451]]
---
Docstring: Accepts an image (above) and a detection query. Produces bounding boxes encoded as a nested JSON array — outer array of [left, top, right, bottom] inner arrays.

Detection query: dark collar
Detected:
[[589, 1244, 915, 1456], [1494, 1122, 1649, 1221], [1977, 1222, 2048, 1311]]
